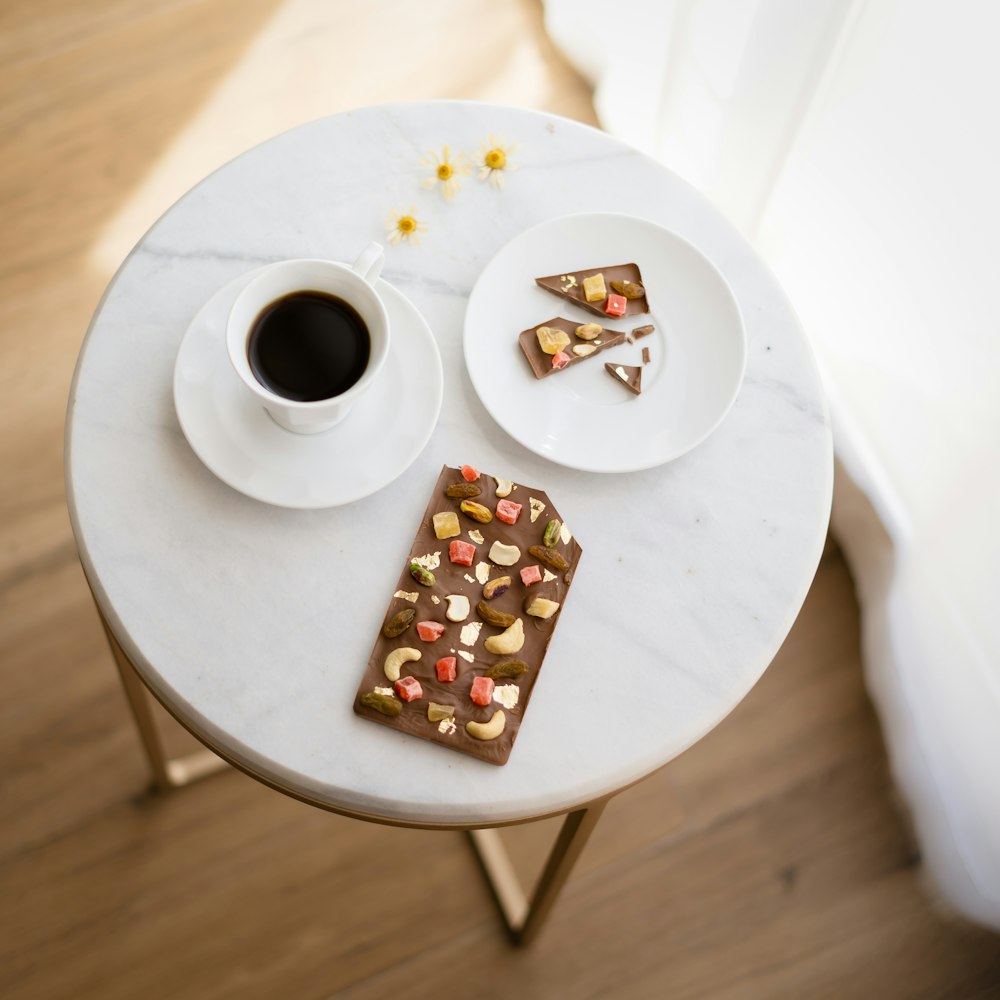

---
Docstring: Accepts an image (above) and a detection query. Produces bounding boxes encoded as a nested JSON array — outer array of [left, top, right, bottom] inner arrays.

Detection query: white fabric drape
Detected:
[[546, 0, 1000, 930]]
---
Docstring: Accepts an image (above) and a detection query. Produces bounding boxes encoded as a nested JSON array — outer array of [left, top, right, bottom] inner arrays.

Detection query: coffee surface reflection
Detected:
[[247, 291, 370, 402]]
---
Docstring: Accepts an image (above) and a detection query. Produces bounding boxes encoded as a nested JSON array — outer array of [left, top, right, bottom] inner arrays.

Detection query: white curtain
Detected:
[[546, 0, 1000, 930]]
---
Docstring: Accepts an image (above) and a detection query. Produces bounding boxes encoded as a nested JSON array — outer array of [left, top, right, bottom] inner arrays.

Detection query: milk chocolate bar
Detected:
[[353, 465, 582, 765], [518, 316, 625, 380], [536, 263, 650, 318]]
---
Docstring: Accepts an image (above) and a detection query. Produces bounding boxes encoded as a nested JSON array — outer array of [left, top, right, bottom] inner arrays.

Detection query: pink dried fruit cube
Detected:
[[435, 656, 457, 683], [449, 539, 476, 566], [551, 351, 570, 370], [520, 565, 542, 586], [394, 676, 423, 702], [470, 675, 495, 707], [416, 621, 445, 642], [604, 293, 627, 317], [461, 465, 480, 482], [495, 499, 522, 525]]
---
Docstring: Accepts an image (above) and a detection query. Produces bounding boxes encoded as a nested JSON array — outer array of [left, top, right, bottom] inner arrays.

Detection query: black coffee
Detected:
[[247, 291, 370, 402]]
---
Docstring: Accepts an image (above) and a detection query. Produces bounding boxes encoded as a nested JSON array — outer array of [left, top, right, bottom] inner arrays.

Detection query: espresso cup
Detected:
[[226, 243, 388, 433]]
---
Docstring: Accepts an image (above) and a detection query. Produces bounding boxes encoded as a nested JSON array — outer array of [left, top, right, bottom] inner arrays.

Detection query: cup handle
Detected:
[[351, 242, 384, 285]]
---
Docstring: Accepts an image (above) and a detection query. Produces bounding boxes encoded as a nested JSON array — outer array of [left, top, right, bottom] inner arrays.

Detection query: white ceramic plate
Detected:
[[174, 267, 442, 508], [464, 212, 746, 472]]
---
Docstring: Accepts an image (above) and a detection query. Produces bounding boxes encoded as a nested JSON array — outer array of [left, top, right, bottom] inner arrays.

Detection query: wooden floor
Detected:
[[2, 1, 998, 996]]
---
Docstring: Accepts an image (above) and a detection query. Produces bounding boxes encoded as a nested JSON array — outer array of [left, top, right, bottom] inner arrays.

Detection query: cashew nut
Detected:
[[494, 478, 514, 498], [384, 646, 421, 682], [488, 541, 521, 566], [445, 594, 471, 622], [484, 618, 524, 655], [466, 710, 507, 741]]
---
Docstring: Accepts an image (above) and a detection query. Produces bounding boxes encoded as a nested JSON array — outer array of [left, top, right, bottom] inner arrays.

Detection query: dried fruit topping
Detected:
[[527, 544, 569, 571], [575, 322, 602, 341], [536, 326, 571, 355], [361, 691, 402, 717], [449, 539, 476, 566], [482, 575, 512, 600], [525, 596, 560, 619], [476, 600, 517, 628], [542, 519, 561, 547], [470, 675, 495, 707], [416, 621, 445, 642], [485, 659, 529, 680], [394, 676, 423, 702], [551, 351, 570, 370], [519, 565, 542, 587], [572, 344, 597, 357], [495, 499, 522, 525], [461, 465, 480, 482], [582, 272, 607, 303], [611, 279, 645, 299], [435, 656, 458, 683], [409, 561, 436, 587], [488, 541, 521, 566], [445, 482, 481, 499], [604, 293, 627, 317], [459, 500, 493, 524], [432, 511, 460, 539], [427, 702, 455, 723], [382, 608, 416, 638]]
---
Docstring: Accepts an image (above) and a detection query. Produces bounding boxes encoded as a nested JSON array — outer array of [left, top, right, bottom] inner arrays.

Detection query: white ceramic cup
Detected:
[[226, 243, 388, 434]]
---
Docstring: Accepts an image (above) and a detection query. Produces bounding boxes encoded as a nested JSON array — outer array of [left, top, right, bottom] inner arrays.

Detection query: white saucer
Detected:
[[464, 212, 746, 472], [174, 268, 442, 508]]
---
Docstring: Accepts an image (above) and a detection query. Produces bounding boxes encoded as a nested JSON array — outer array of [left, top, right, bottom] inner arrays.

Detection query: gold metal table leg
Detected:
[[95, 590, 606, 944], [98, 611, 228, 792], [468, 797, 608, 946]]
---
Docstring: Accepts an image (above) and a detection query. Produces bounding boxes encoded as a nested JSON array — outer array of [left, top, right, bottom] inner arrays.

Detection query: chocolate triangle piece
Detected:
[[535, 263, 650, 317], [604, 362, 642, 396], [518, 316, 626, 380]]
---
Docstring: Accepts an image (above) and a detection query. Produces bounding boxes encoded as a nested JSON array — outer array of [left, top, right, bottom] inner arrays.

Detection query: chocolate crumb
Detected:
[[642, 347, 650, 364]]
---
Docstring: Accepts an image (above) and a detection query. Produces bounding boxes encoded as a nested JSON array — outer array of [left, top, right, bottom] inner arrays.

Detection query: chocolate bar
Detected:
[[518, 316, 625, 380], [353, 465, 583, 766], [535, 263, 650, 318]]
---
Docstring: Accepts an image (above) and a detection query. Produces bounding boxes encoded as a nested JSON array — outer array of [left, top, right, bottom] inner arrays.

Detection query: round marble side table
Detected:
[[66, 101, 832, 944]]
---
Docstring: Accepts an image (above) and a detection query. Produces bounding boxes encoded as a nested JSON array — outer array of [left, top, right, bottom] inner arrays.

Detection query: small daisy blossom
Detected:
[[385, 207, 428, 246], [477, 135, 519, 189], [420, 144, 471, 200]]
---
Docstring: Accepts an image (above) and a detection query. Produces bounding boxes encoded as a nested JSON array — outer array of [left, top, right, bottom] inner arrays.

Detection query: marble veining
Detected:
[[66, 102, 832, 826]]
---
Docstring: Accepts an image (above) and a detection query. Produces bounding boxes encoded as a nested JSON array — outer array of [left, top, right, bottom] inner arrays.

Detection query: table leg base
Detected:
[[96, 593, 605, 943], [99, 611, 228, 792], [468, 798, 607, 946]]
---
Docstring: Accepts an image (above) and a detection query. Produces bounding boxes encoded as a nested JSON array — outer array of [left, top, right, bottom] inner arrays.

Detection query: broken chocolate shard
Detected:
[[536, 263, 650, 317], [642, 346, 650, 365], [632, 324, 655, 339], [518, 317, 626, 380], [604, 362, 643, 396], [353, 465, 583, 766]]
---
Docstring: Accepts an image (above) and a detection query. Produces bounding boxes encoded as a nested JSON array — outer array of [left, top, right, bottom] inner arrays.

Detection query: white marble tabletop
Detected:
[[66, 101, 832, 827]]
